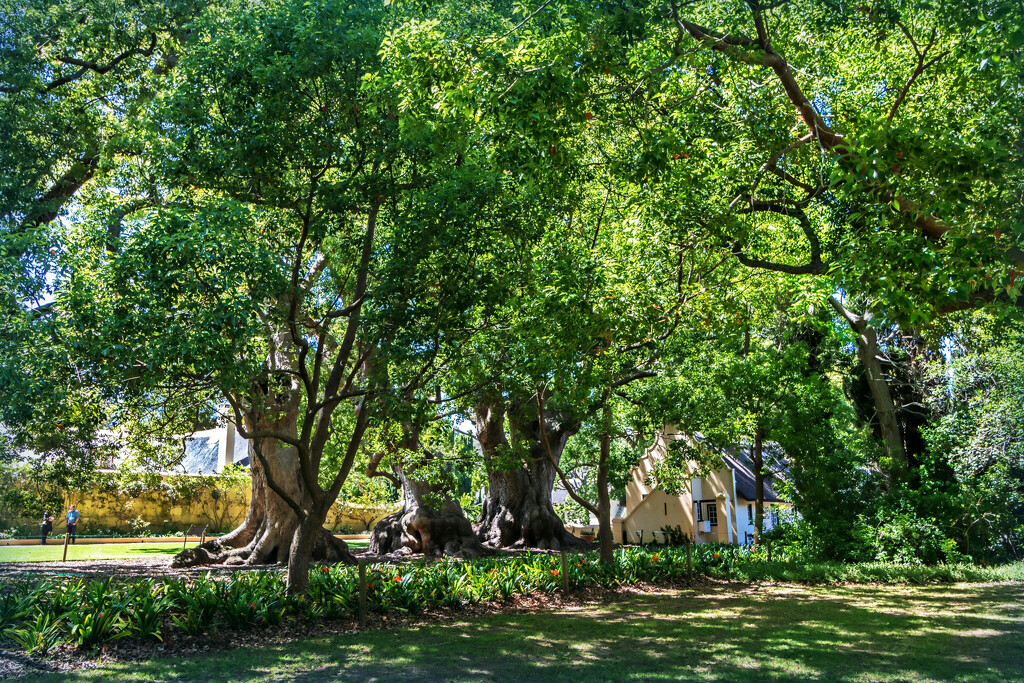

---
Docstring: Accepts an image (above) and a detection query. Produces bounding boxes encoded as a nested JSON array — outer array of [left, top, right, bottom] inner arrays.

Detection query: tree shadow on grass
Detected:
[[33, 583, 1024, 682], [135, 547, 183, 555]]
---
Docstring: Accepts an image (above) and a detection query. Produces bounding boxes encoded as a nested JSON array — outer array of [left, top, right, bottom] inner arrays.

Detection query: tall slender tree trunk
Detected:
[[753, 425, 765, 543], [828, 296, 908, 477], [287, 514, 322, 595], [596, 403, 614, 565], [856, 322, 907, 476]]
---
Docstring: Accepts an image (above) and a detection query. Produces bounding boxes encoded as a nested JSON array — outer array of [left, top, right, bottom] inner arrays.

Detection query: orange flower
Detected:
[[550, 569, 559, 576], [652, 554, 660, 562], [393, 575, 402, 582], [713, 552, 720, 560]]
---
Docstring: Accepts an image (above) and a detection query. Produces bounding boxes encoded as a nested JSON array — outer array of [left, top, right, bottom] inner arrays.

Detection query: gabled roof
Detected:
[[720, 450, 786, 503]]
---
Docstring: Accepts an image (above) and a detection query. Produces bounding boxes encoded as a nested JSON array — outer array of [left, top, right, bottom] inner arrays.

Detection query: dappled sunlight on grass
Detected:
[[23, 582, 1024, 682]]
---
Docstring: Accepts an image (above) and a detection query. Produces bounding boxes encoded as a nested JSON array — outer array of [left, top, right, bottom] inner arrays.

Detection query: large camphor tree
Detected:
[[24, 0, 521, 592]]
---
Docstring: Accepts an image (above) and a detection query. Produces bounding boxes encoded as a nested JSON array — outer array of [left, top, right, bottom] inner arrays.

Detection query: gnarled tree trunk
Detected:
[[173, 431, 353, 568], [472, 399, 584, 550], [368, 432, 487, 558]]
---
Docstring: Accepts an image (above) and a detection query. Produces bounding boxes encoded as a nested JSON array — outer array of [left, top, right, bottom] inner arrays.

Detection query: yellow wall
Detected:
[[3, 481, 394, 536]]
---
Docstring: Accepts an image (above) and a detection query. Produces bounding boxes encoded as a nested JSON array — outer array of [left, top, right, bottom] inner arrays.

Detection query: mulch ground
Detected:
[[0, 580, 668, 680], [0, 546, 573, 582], [0, 557, 275, 582]]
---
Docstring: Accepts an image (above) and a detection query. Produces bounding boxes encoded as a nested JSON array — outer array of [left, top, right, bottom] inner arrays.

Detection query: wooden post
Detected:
[[357, 558, 367, 629], [61, 529, 70, 562], [200, 530, 207, 546], [686, 542, 693, 580], [183, 533, 188, 551], [560, 550, 569, 593]]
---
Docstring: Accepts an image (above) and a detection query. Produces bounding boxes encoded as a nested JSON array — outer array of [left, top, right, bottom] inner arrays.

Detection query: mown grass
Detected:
[[0, 539, 370, 564], [22, 582, 1024, 682], [0, 543, 186, 563]]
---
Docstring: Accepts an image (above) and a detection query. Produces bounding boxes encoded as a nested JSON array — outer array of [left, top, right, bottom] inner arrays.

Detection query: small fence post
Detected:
[[357, 558, 367, 629], [560, 550, 569, 593], [61, 530, 70, 563], [686, 542, 693, 580]]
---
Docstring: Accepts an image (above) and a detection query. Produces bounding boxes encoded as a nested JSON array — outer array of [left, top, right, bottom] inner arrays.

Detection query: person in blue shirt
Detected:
[[66, 505, 80, 545]]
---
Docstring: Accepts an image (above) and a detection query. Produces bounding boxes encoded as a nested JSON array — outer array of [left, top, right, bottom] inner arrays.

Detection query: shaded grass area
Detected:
[[23, 583, 1024, 682], [0, 540, 369, 564], [724, 559, 1024, 584]]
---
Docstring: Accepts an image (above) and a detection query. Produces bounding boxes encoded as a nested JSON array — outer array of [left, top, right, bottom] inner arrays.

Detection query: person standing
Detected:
[[40, 512, 53, 545], [65, 505, 80, 544]]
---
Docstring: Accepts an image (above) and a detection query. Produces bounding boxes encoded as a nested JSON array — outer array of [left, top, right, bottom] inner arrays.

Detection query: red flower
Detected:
[[251, 602, 256, 609], [98, 612, 104, 618], [321, 566, 329, 573], [713, 552, 721, 560], [550, 570, 559, 576], [393, 575, 402, 582], [652, 554, 660, 562], [490, 569, 497, 574]]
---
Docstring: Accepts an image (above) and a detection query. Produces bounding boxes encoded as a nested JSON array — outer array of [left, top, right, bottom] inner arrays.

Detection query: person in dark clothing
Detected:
[[65, 505, 80, 544], [40, 513, 53, 544]]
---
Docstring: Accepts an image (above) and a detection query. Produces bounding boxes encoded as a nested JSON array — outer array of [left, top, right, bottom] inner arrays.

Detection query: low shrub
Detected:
[[167, 575, 219, 635]]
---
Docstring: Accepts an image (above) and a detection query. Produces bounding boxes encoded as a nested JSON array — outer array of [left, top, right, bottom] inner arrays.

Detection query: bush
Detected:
[[853, 509, 967, 565]]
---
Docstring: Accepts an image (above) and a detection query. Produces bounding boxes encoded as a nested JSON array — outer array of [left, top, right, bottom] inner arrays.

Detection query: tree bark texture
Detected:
[[369, 434, 488, 558], [596, 406, 615, 565], [828, 297, 908, 475], [472, 399, 585, 550], [753, 425, 765, 543], [172, 433, 354, 568]]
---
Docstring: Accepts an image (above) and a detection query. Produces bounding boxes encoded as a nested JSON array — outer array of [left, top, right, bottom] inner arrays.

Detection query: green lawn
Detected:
[[0, 542, 186, 563], [0, 539, 369, 563], [23, 583, 1024, 682]]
